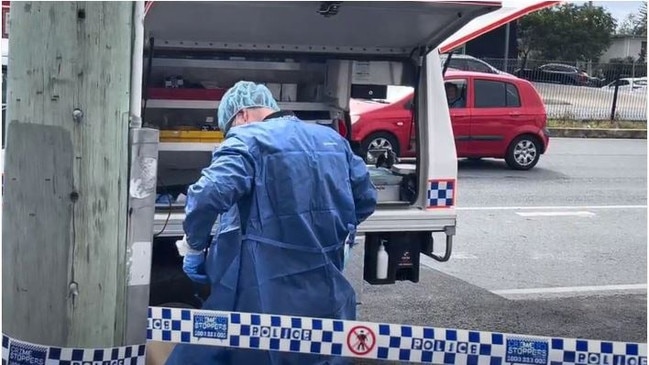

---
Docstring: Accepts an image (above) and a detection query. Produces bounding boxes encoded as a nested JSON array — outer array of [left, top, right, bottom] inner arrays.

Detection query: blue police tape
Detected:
[[1, 334, 146, 365], [3, 306, 645, 365], [148, 306, 647, 365]]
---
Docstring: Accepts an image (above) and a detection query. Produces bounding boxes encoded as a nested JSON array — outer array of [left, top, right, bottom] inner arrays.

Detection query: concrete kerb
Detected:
[[548, 128, 647, 139]]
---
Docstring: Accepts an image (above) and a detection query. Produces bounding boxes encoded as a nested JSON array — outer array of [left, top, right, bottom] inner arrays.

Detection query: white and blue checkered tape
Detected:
[[148, 306, 647, 365], [1, 334, 145, 365]]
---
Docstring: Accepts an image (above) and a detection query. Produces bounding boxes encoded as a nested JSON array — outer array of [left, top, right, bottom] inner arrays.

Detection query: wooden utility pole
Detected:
[[3, 1, 135, 348]]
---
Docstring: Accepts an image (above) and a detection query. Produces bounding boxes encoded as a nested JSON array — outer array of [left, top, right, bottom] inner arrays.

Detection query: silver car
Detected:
[[439, 54, 509, 75]]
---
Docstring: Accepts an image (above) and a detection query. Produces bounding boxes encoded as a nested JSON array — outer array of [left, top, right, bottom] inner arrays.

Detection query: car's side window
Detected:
[[474, 79, 507, 108], [505, 83, 521, 107], [474, 80, 521, 108], [444, 79, 468, 109]]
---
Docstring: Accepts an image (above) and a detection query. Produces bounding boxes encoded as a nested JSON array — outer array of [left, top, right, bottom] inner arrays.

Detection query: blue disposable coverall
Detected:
[[165, 114, 377, 365]]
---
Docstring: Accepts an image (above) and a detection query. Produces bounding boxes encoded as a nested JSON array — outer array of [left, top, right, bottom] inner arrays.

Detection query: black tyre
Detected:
[[505, 135, 542, 170], [361, 132, 400, 162]]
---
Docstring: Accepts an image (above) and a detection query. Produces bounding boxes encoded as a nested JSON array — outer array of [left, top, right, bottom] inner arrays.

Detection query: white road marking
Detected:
[[492, 284, 647, 299], [515, 211, 596, 217], [457, 205, 646, 211]]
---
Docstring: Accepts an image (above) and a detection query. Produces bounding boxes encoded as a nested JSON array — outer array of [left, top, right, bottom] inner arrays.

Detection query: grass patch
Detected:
[[548, 119, 647, 129]]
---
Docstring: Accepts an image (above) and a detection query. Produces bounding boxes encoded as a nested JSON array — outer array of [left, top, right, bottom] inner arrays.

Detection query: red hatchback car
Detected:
[[350, 70, 550, 170]]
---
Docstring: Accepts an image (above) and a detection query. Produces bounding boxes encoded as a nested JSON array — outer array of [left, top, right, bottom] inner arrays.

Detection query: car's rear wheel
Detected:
[[361, 132, 400, 163], [505, 135, 541, 170]]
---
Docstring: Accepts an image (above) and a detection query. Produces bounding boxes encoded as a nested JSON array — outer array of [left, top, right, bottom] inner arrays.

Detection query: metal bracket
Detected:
[[422, 226, 454, 262]]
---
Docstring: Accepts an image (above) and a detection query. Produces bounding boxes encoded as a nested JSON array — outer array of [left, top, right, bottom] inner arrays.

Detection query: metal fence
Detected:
[[481, 58, 647, 121]]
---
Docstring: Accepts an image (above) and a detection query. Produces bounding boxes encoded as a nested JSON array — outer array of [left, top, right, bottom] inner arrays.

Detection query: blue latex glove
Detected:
[[183, 252, 210, 285]]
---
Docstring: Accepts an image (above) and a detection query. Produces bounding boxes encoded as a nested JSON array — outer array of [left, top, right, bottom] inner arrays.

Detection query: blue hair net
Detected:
[[217, 81, 280, 133]]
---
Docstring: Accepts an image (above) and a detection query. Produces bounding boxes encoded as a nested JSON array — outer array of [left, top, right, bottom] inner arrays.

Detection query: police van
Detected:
[[1, 1, 557, 307], [138, 0, 558, 306]]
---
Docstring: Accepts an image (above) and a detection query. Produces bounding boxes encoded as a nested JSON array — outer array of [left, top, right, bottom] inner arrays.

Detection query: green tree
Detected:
[[519, 3, 616, 63], [517, 8, 546, 68]]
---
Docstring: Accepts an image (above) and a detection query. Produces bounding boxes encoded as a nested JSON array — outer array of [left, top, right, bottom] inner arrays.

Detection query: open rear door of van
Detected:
[[439, 1, 561, 53]]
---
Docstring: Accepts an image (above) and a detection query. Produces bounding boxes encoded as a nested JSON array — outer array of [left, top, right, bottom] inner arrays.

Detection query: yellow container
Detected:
[[160, 130, 224, 143]]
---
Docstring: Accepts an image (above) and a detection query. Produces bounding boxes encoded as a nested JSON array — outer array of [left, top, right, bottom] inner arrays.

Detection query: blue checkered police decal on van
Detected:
[[427, 179, 455, 208]]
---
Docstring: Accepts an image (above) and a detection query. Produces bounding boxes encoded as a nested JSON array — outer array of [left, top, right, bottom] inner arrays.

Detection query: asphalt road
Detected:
[[347, 137, 647, 363]]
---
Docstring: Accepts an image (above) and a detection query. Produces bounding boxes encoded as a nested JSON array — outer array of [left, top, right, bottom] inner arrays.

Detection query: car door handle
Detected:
[[509, 112, 521, 116]]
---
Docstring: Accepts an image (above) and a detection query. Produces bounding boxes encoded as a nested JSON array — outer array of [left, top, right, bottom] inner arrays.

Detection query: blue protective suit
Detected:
[[165, 114, 377, 365]]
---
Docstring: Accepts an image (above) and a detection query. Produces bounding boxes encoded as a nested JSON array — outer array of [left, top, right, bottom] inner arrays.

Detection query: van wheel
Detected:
[[362, 132, 400, 163], [505, 135, 541, 170]]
